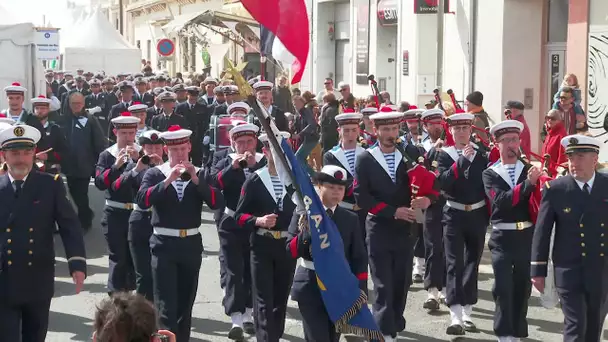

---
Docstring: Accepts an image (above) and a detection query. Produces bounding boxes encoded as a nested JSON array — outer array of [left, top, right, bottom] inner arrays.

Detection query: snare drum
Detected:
[[208, 114, 256, 152]]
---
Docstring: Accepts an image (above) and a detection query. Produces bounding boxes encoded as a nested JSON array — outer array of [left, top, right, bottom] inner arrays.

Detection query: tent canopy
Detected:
[[62, 9, 136, 51], [61, 9, 140, 75]]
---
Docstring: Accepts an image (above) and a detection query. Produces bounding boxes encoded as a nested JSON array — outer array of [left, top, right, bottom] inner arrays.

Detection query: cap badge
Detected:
[[569, 137, 578, 145], [13, 126, 24, 137], [150, 133, 159, 141], [334, 170, 344, 180]]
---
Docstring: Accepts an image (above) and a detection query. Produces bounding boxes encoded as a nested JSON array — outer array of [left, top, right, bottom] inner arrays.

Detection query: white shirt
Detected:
[[8, 172, 28, 191], [574, 172, 595, 192]]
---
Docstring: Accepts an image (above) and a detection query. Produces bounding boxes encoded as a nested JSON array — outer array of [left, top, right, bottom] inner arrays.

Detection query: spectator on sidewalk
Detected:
[[315, 77, 339, 103]]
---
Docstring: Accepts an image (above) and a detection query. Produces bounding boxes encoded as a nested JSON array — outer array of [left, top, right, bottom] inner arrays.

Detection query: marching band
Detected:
[[1, 71, 607, 342]]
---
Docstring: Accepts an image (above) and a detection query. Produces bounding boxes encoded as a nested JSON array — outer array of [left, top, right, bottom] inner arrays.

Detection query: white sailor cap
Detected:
[[489, 120, 524, 139], [128, 102, 148, 112], [369, 107, 404, 126], [421, 108, 445, 122], [360, 107, 379, 115], [89, 78, 102, 86], [335, 113, 362, 126], [64, 72, 74, 77], [259, 131, 291, 143], [31, 95, 52, 106], [118, 81, 135, 90], [561, 134, 601, 154], [446, 113, 474, 126], [0, 124, 41, 150], [111, 112, 140, 129], [172, 83, 186, 92], [203, 77, 218, 85], [0, 117, 16, 125], [0, 122, 13, 132], [185, 86, 201, 94], [4, 82, 27, 95], [314, 164, 349, 186], [138, 130, 163, 145], [227, 102, 251, 115], [158, 91, 177, 102], [403, 109, 424, 120], [253, 81, 273, 92], [159, 125, 193, 146], [229, 123, 259, 139], [224, 85, 239, 95]]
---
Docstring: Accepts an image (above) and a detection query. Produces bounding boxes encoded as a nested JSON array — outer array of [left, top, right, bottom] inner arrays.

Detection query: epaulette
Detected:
[[54, 174, 60, 181]]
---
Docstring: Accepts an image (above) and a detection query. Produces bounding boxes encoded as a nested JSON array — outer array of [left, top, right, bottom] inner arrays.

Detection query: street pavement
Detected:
[[45, 187, 602, 341]]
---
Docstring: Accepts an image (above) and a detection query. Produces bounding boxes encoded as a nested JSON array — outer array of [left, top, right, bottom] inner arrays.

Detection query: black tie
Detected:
[[583, 183, 591, 195], [14, 180, 24, 198], [326, 208, 334, 219]]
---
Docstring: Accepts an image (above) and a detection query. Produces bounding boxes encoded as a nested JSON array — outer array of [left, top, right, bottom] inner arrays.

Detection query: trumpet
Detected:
[[140, 154, 151, 165]]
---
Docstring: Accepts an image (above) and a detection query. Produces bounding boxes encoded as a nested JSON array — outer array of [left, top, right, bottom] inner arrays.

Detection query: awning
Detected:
[[162, 9, 258, 33]]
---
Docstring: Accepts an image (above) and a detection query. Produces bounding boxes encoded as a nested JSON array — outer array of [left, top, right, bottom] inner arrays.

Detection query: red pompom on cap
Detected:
[[38, 95, 46, 98], [120, 112, 132, 116], [168, 125, 182, 132], [343, 108, 355, 113], [11, 82, 21, 86], [380, 106, 393, 113], [409, 105, 418, 109], [132, 101, 142, 105]]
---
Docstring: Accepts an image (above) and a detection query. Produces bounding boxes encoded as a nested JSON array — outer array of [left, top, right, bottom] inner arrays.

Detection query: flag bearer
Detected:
[[287, 165, 368, 342]]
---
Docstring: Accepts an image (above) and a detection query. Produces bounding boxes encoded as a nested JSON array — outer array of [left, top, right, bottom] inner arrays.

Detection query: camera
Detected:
[[140, 155, 150, 165], [238, 159, 248, 168]]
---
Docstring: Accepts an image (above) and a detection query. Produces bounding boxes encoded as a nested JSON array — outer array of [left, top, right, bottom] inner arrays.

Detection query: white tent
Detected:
[[61, 9, 140, 75]]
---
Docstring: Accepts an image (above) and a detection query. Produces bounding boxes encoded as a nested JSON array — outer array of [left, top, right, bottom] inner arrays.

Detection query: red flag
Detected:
[[241, 0, 310, 84]]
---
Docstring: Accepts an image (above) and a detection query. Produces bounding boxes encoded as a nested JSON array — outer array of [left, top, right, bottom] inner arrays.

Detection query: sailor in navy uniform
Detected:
[[150, 91, 189, 133], [436, 113, 489, 335], [483, 120, 539, 342], [288, 165, 368, 342], [213, 85, 239, 116], [253, 81, 289, 132], [31, 96, 67, 175], [141, 77, 156, 108], [419, 108, 447, 311], [204, 103, 252, 168], [401, 109, 428, 145], [128, 102, 151, 140], [117, 130, 165, 302], [234, 131, 296, 342], [531, 135, 608, 342], [199, 77, 219, 106], [107, 81, 136, 142], [84, 79, 109, 134], [323, 112, 366, 242], [172, 83, 188, 104], [209, 123, 265, 340], [0, 124, 86, 342], [354, 109, 432, 341], [135, 125, 222, 342], [2, 83, 49, 151], [94, 114, 141, 294], [145, 87, 165, 126], [359, 107, 378, 147], [176, 86, 209, 166]]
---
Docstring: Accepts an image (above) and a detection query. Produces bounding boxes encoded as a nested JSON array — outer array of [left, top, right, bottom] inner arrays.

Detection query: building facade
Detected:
[[302, 0, 607, 153], [96, 0, 263, 79]]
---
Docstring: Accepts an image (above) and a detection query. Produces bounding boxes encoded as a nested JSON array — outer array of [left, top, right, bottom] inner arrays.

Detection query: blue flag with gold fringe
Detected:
[[277, 137, 383, 340]]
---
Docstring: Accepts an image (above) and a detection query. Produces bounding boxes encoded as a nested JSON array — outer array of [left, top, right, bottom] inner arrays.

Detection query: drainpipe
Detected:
[[468, 0, 477, 93]]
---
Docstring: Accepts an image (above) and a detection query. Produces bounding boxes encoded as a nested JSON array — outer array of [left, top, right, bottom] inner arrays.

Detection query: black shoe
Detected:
[[446, 324, 465, 335], [243, 321, 255, 334], [423, 298, 440, 311], [228, 326, 244, 341], [463, 320, 477, 332], [413, 274, 423, 283]]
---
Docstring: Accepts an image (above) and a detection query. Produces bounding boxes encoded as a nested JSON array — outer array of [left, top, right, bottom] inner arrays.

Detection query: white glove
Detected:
[[87, 106, 102, 114], [202, 136, 210, 145]]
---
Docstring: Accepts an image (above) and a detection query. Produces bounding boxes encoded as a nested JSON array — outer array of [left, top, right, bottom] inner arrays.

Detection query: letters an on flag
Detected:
[[240, 0, 309, 84], [267, 133, 383, 341]]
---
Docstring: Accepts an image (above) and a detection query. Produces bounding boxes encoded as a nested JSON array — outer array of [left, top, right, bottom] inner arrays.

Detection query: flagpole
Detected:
[[260, 55, 266, 81], [247, 94, 304, 203]]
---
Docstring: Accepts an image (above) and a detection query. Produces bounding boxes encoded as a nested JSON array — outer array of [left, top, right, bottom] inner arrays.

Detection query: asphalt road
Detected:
[[45, 185, 604, 341]]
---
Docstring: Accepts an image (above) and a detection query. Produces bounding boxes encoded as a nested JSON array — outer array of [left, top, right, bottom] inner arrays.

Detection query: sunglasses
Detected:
[[559, 96, 570, 100]]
